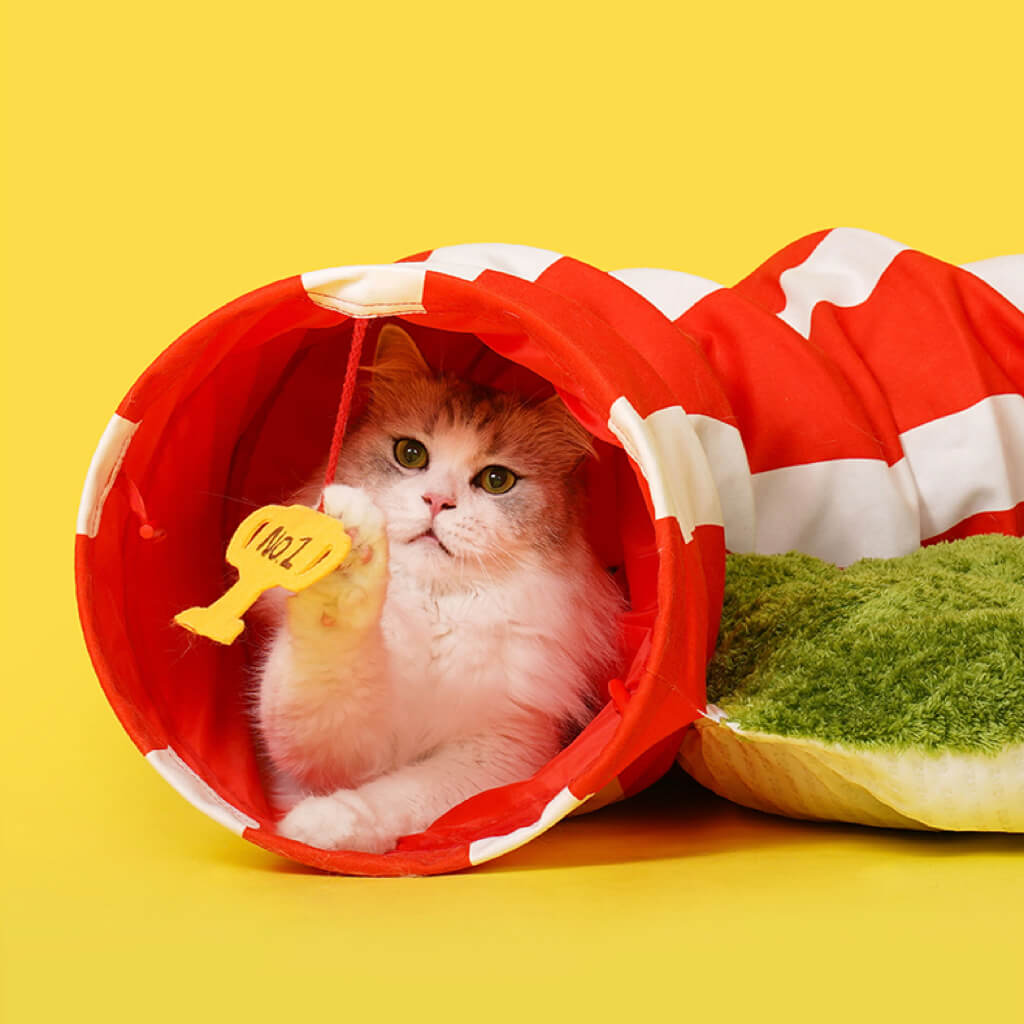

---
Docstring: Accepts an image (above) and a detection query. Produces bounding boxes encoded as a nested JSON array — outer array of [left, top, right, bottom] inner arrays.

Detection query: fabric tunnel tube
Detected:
[[76, 229, 1024, 876]]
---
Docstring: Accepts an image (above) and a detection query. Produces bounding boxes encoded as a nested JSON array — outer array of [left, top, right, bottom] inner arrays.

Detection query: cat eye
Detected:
[[394, 438, 429, 469], [476, 465, 517, 494]]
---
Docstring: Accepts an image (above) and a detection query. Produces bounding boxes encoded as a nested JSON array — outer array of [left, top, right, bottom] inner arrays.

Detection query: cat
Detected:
[[255, 323, 623, 853]]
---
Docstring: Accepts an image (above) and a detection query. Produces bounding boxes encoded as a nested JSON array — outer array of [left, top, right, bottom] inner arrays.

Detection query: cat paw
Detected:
[[287, 486, 389, 632], [277, 791, 396, 854], [322, 484, 387, 555]]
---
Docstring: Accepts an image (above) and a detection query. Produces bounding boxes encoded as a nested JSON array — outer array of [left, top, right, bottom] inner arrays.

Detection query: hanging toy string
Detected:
[[318, 318, 369, 511]]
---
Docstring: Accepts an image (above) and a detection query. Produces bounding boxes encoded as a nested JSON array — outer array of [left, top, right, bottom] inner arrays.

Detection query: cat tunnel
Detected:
[[76, 229, 1024, 876]]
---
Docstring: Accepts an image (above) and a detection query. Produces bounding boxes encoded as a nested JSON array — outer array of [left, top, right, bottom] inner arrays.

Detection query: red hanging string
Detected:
[[319, 318, 369, 510]]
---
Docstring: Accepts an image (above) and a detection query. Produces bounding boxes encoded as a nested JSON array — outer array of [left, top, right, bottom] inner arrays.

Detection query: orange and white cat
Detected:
[[256, 324, 622, 853]]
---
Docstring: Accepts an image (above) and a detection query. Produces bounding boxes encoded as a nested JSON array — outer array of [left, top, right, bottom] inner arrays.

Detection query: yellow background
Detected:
[[2, 1, 1022, 1021]]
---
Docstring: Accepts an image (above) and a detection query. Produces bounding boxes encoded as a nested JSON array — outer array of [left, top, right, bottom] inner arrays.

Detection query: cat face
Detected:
[[335, 325, 593, 584]]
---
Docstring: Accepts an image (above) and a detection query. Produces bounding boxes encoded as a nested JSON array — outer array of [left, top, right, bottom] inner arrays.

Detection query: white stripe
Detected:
[[689, 414, 756, 553], [76, 414, 139, 537], [610, 267, 721, 320], [607, 398, 723, 543], [468, 786, 583, 865], [901, 393, 1024, 538], [725, 395, 1024, 566], [302, 264, 427, 316], [752, 458, 921, 566], [961, 254, 1024, 315], [146, 748, 260, 835], [778, 228, 909, 338], [423, 243, 563, 283]]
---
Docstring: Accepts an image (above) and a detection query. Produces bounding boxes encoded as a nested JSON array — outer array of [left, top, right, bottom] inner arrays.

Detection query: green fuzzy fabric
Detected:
[[707, 535, 1024, 755]]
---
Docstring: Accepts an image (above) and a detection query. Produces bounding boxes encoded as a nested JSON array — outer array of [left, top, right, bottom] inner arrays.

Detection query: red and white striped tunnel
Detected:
[[76, 230, 1024, 875]]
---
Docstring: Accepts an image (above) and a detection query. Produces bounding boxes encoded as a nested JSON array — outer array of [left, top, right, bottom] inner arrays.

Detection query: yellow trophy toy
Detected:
[[174, 504, 352, 645]]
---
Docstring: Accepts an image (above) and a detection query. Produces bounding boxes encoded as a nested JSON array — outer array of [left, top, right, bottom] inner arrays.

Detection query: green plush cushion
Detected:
[[710, 535, 1024, 753], [678, 535, 1024, 831]]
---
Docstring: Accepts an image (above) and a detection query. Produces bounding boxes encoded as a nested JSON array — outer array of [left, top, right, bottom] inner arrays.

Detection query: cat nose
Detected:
[[422, 492, 456, 518]]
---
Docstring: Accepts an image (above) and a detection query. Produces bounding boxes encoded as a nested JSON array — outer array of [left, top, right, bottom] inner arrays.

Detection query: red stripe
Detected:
[[245, 825, 473, 877], [616, 729, 688, 798], [820, 252, 1024, 434], [538, 259, 735, 423], [575, 522, 712, 798], [117, 277, 341, 421], [923, 501, 1024, 546], [75, 533, 163, 755], [418, 264, 673, 426], [678, 287, 905, 471], [732, 229, 831, 313]]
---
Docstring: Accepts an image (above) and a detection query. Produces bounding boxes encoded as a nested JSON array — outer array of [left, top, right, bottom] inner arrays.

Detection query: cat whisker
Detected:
[[197, 490, 263, 509]]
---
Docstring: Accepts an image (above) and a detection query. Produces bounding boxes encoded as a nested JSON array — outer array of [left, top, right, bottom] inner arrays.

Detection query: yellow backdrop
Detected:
[[3, 1, 1021, 1021]]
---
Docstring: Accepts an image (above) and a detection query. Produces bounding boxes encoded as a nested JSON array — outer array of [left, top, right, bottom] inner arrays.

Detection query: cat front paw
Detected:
[[278, 790, 396, 854], [321, 484, 387, 555], [287, 486, 389, 632]]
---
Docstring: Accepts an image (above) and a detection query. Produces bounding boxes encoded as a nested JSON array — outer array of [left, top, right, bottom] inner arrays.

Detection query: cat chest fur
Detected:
[[382, 574, 553, 720]]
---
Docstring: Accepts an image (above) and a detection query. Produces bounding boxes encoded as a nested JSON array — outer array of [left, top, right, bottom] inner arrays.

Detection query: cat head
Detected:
[[335, 323, 595, 585]]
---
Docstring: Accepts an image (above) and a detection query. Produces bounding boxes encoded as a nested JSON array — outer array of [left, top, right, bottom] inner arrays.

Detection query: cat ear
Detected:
[[536, 393, 596, 465], [372, 322, 432, 379]]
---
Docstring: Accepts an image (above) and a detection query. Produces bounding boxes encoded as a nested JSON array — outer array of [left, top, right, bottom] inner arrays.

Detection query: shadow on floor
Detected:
[[256, 768, 1022, 878], [477, 768, 1024, 873]]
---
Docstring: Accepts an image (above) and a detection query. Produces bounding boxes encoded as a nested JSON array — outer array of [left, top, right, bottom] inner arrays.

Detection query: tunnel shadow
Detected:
[[477, 768, 1024, 874], [254, 767, 1022, 879]]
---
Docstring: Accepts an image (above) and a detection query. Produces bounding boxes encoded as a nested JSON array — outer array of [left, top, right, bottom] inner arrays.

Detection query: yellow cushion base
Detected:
[[678, 709, 1024, 831]]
